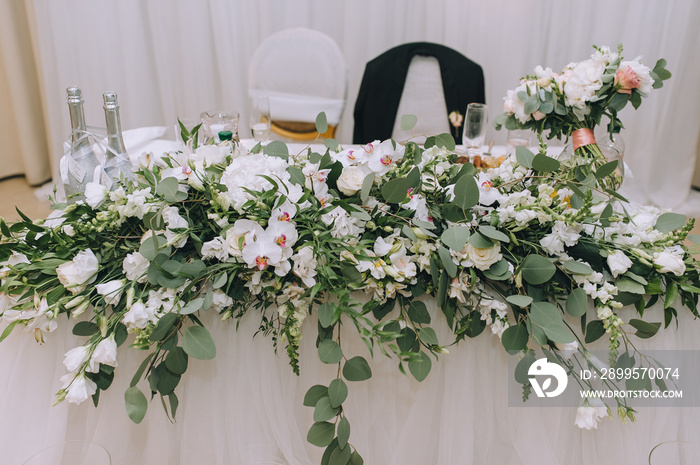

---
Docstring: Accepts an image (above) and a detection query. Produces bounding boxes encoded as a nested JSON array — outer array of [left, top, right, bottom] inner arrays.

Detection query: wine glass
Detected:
[[506, 129, 531, 157], [22, 440, 111, 465], [200, 110, 240, 143], [463, 103, 489, 159], [249, 96, 271, 142]]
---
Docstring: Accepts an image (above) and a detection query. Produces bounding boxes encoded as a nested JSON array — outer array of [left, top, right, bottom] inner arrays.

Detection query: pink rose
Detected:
[[614, 66, 640, 94]]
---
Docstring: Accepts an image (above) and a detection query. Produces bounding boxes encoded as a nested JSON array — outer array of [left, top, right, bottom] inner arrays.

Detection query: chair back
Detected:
[[248, 28, 347, 141], [353, 42, 485, 145]]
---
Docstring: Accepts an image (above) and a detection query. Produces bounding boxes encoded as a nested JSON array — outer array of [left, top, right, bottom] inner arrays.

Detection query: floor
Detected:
[[0, 176, 53, 222]]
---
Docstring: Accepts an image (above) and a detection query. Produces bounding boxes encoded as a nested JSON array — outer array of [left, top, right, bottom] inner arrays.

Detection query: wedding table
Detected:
[[1, 137, 698, 465]]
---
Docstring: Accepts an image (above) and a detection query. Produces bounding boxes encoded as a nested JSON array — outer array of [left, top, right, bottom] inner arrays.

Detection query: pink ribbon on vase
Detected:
[[572, 128, 596, 151]]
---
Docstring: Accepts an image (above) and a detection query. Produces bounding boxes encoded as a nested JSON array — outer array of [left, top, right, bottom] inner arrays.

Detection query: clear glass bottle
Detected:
[[103, 92, 133, 188], [61, 87, 102, 203]]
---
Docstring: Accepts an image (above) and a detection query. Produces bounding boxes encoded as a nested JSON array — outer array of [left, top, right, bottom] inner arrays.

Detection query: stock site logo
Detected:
[[528, 358, 568, 398]]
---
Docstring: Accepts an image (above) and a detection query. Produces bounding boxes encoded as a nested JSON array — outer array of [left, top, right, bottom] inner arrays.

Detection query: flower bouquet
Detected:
[[494, 45, 672, 190], [0, 49, 695, 463]]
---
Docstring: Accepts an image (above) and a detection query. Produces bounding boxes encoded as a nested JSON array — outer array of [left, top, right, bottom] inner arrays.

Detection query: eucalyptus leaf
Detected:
[[319, 339, 343, 364], [530, 301, 575, 343], [314, 397, 339, 422], [124, 386, 148, 424], [506, 295, 533, 308], [303, 385, 329, 407], [531, 153, 561, 172], [342, 356, 372, 382], [566, 288, 589, 317], [478, 225, 510, 243], [381, 177, 409, 204], [629, 319, 661, 339], [418, 327, 439, 346], [654, 212, 687, 233], [438, 245, 457, 278], [563, 260, 593, 275], [315, 112, 329, 134], [520, 255, 556, 285], [360, 173, 375, 203], [400, 114, 418, 131], [182, 326, 216, 360], [440, 226, 470, 251], [452, 174, 479, 210], [408, 351, 432, 382], [337, 416, 351, 449], [328, 378, 348, 408], [263, 140, 289, 160], [515, 146, 535, 168], [501, 323, 529, 353], [307, 421, 335, 447]]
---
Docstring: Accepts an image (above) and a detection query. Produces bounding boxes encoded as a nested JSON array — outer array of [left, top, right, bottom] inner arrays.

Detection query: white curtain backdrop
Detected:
[[28, 0, 700, 213]]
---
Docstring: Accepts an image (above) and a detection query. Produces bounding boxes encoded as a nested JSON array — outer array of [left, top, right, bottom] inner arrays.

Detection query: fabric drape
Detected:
[[0, 0, 51, 185], [25, 0, 700, 213]]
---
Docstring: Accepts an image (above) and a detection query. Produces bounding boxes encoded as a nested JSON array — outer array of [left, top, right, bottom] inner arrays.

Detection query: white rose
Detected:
[[95, 279, 126, 306], [607, 250, 633, 277], [91, 335, 118, 367], [57, 249, 99, 294], [653, 250, 686, 276], [466, 243, 502, 271], [123, 252, 150, 283], [336, 166, 366, 196]]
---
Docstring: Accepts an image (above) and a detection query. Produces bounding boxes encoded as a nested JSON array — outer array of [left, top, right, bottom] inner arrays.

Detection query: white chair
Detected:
[[248, 28, 348, 141], [390, 55, 450, 144]]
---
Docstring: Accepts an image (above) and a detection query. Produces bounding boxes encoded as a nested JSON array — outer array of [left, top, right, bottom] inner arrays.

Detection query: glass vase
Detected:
[[557, 130, 624, 191]]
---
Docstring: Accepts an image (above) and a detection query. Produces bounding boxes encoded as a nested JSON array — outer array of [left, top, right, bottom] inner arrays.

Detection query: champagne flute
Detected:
[[249, 96, 271, 142], [463, 103, 489, 159]]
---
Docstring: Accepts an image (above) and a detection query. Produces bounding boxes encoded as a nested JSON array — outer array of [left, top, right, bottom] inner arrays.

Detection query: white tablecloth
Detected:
[[1, 298, 699, 465]]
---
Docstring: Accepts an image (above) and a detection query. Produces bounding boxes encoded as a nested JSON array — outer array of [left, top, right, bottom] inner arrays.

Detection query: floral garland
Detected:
[[0, 45, 696, 463]]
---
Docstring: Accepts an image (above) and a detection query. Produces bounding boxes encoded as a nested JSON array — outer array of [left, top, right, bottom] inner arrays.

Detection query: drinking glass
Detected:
[[463, 103, 489, 159], [200, 110, 240, 143], [249, 96, 271, 142], [506, 129, 532, 157], [22, 440, 111, 465]]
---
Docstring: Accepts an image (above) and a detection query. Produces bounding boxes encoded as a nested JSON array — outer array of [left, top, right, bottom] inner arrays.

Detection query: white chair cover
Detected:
[[248, 28, 348, 126], [391, 55, 450, 144]]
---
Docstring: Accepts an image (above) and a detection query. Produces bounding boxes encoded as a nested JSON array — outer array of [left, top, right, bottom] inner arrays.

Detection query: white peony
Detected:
[[95, 279, 126, 306], [337, 166, 367, 196], [653, 250, 686, 276], [122, 252, 150, 283], [607, 250, 633, 277], [57, 249, 99, 294]]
